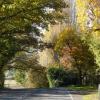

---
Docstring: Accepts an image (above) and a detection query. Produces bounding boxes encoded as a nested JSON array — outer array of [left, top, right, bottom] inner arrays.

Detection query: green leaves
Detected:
[[0, 0, 66, 68], [0, 35, 18, 67], [0, 0, 66, 35]]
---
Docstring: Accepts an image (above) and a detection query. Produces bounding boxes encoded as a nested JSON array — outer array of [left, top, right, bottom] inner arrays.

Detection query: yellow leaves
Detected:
[[90, 1, 100, 32], [94, 7, 100, 18], [88, 0, 100, 7], [87, 0, 100, 16], [76, 0, 100, 33], [76, 0, 87, 6], [54, 27, 75, 53], [76, 0, 88, 31], [92, 30, 100, 38]]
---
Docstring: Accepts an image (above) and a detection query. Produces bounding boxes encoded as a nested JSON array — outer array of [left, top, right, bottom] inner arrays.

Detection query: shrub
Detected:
[[14, 70, 26, 86], [47, 67, 78, 88], [63, 70, 78, 85], [25, 68, 49, 88], [47, 67, 66, 87]]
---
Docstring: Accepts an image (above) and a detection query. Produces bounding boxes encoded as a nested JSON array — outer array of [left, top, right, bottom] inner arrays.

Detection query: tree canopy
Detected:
[[55, 28, 97, 85], [0, 0, 66, 36], [0, 0, 66, 67], [0, 0, 67, 87]]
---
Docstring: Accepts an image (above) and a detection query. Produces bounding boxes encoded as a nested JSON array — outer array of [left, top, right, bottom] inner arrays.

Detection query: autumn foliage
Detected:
[[55, 28, 97, 85]]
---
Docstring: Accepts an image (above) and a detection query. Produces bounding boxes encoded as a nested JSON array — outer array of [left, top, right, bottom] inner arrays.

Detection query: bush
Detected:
[[14, 68, 49, 88], [63, 70, 78, 85], [47, 67, 64, 87], [47, 67, 78, 88], [26, 68, 49, 88], [14, 70, 26, 86]]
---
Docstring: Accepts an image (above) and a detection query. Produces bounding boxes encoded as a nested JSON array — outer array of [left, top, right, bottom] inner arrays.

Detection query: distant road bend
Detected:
[[0, 88, 73, 100]]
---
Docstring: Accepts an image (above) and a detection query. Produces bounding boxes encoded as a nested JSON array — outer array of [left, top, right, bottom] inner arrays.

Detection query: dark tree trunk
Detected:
[[0, 68, 5, 88], [78, 69, 83, 85]]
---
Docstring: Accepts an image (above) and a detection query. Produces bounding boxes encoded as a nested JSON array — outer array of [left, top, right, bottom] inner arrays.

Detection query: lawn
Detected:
[[83, 92, 98, 100], [66, 85, 99, 100], [66, 85, 97, 91]]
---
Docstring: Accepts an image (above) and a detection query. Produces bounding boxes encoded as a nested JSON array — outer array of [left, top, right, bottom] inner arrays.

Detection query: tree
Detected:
[[76, 0, 100, 31], [0, 0, 66, 35], [0, 35, 18, 88], [13, 52, 48, 88], [75, 0, 100, 84], [86, 0, 100, 68], [0, 0, 67, 88], [55, 28, 97, 85], [80, 0, 100, 69]]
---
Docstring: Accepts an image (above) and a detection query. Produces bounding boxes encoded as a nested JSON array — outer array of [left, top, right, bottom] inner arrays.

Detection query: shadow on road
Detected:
[[0, 88, 74, 100], [0, 88, 97, 95]]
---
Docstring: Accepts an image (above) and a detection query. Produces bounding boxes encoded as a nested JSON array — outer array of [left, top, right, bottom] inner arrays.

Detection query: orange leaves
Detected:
[[54, 27, 75, 53], [60, 43, 82, 68]]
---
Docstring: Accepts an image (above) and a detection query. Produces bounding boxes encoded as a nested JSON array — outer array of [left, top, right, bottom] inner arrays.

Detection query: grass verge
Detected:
[[66, 85, 98, 100], [66, 85, 97, 91], [83, 92, 98, 100]]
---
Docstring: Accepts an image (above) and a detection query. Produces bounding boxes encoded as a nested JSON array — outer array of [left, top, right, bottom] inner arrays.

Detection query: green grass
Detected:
[[83, 92, 98, 100], [66, 85, 98, 100], [66, 85, 97, 91]]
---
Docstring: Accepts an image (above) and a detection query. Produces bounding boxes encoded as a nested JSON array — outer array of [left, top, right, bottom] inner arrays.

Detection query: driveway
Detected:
[[0, 88, 74, 100]]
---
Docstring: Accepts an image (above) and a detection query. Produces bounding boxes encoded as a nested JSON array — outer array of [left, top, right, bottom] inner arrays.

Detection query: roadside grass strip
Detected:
[[83, 92, 98, 100], [66, 85, 97, 91]]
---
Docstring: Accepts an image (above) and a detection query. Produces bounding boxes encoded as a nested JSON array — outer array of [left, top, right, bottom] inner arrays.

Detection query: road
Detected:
[[0, 88, 73, 100]]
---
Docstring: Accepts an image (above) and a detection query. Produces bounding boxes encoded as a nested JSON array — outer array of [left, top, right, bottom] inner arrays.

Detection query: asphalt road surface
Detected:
[[0, 88, 73, 100]]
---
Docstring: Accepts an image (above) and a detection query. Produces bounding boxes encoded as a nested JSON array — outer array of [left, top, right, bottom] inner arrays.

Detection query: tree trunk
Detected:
[[78, 69, 83, 85], [0, 68, 5, 88]]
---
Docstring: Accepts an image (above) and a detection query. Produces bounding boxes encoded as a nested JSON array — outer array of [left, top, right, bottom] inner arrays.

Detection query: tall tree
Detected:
[[76, 0, 100, 79], [81, 0, 100, 68], [55, 28, 97, 85], [0, 0, 66, 88]]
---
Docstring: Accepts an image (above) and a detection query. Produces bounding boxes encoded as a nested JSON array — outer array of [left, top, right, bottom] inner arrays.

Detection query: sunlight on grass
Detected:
[[83, 92, 98, 100]]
